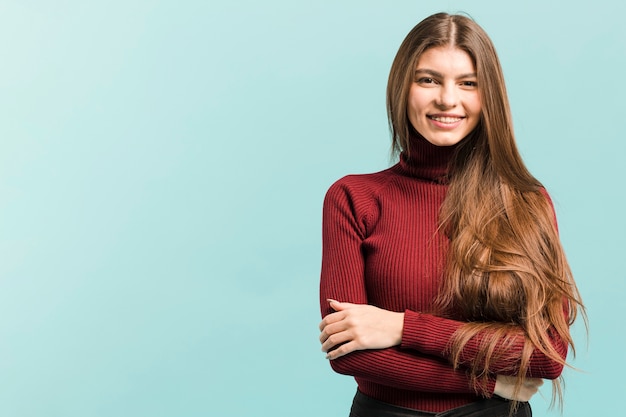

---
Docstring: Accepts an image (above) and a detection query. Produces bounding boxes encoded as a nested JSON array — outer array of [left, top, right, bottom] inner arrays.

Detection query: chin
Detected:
[[427, 137, 464, 147]]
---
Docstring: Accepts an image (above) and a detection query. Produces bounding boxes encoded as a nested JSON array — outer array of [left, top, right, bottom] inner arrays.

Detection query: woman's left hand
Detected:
[[319, 299, 404, 360]]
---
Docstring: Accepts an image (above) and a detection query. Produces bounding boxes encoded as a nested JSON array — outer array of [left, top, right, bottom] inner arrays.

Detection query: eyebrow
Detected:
[[415, 69, 477, 79]]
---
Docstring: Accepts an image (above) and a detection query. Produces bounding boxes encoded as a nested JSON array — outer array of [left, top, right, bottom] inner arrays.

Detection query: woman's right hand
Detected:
[[493, 375, 544, 402]]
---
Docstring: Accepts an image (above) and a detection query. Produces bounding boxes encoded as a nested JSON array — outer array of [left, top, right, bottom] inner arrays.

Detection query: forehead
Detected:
[[415, 46, 476, 74]]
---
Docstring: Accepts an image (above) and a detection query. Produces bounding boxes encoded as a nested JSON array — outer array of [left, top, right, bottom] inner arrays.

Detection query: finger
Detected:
[[319, 320, 348, 344], [327, 299, 345, 311], [326, 340, 360, 360], [519, 385, 540, 401], [524, 377, 540, 384], [318, 311, 345, 331], [321, 328, 353, 352], [328, 299, 358, 311], [525, 386, 538, 397]]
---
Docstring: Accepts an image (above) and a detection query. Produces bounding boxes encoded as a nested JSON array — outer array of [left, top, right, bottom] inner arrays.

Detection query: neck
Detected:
[[398, 129, 459, 183]]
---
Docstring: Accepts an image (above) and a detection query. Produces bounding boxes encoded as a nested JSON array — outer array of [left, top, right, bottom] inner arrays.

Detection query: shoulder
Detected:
[[537, 186, 560, 229], [536, 186, 558, 215], [324, 166, 397, 206], [538, 186, 552, 203], [322, 166, 399, 231]]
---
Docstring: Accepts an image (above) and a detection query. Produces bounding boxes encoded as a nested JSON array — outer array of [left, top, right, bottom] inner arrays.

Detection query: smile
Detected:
[[427, 115, 464, 123]]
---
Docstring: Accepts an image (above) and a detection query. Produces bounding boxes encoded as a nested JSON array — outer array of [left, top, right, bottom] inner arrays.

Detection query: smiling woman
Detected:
[[318, 12, 585, 417]]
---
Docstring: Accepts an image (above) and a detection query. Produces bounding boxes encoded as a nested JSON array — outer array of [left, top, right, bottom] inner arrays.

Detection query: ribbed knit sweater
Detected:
[[319, 132, 567, 412]]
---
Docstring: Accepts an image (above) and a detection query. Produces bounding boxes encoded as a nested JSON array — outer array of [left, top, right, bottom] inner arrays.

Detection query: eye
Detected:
[[416, 77, 438, 85], [460, 80, 478, 88]]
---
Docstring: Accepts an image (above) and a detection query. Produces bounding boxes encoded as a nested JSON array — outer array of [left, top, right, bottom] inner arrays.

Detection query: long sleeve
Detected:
[[401, 312, 567, 379], [319, 178, 487, 395]]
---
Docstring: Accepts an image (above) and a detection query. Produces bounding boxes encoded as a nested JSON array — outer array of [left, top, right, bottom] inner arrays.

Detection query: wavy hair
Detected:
[[386, 13, 585, 409]]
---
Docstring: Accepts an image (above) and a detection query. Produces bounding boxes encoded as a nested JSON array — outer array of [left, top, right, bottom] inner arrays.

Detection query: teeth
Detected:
[[430, 116, 462, 123]]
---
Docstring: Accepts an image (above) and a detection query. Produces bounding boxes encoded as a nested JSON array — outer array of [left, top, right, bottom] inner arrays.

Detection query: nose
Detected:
[[436, 84, 458, 109]]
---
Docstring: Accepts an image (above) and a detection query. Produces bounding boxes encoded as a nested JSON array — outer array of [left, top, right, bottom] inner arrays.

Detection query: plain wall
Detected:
[[0, 1, 623, 415]]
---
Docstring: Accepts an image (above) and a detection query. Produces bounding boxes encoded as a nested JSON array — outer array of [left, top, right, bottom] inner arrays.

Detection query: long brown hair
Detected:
[[387, 13, 585, 408]]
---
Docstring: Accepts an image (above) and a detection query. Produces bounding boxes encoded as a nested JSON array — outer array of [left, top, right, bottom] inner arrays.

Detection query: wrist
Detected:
[[395, 311, 405, 345]]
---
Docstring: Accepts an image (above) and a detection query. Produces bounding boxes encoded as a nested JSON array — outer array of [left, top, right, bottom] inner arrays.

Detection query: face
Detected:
[[407, 46, 482, 147]]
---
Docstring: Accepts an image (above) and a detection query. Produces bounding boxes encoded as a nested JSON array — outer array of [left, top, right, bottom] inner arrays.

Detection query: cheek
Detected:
[[472, 101, 482, 118], [471, 95, 482, 116], [407, 86, 427, 115], [469, 111, 481, 131], [408, 97, 427, 119]]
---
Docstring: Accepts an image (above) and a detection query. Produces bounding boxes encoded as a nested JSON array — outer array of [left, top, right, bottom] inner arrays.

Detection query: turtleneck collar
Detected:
[[397, 128, 459, 184]]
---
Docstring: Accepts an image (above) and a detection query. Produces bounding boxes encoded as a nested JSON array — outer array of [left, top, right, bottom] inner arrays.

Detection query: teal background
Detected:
[[0, 1, 622, 415]]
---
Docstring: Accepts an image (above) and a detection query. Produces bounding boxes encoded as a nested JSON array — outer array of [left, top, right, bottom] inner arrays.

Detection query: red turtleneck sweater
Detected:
[[319, 133, 567, 412]]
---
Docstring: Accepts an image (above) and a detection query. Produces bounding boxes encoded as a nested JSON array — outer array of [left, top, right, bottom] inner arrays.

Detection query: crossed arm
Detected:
[[318, 300, 549, 401], [318, 181, 561, 401]]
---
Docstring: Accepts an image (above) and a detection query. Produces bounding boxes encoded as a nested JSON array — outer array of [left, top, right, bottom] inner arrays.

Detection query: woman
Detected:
[[318, 12, 585, 417]]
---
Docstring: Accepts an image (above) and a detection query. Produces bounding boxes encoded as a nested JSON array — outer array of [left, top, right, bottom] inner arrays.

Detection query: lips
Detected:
[[427, 115, 465, 123]]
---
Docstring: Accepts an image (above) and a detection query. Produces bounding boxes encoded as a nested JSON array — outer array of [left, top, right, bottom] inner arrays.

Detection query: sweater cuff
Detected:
[[400, 309, 424, 349], [400, 310, 457, 356]]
